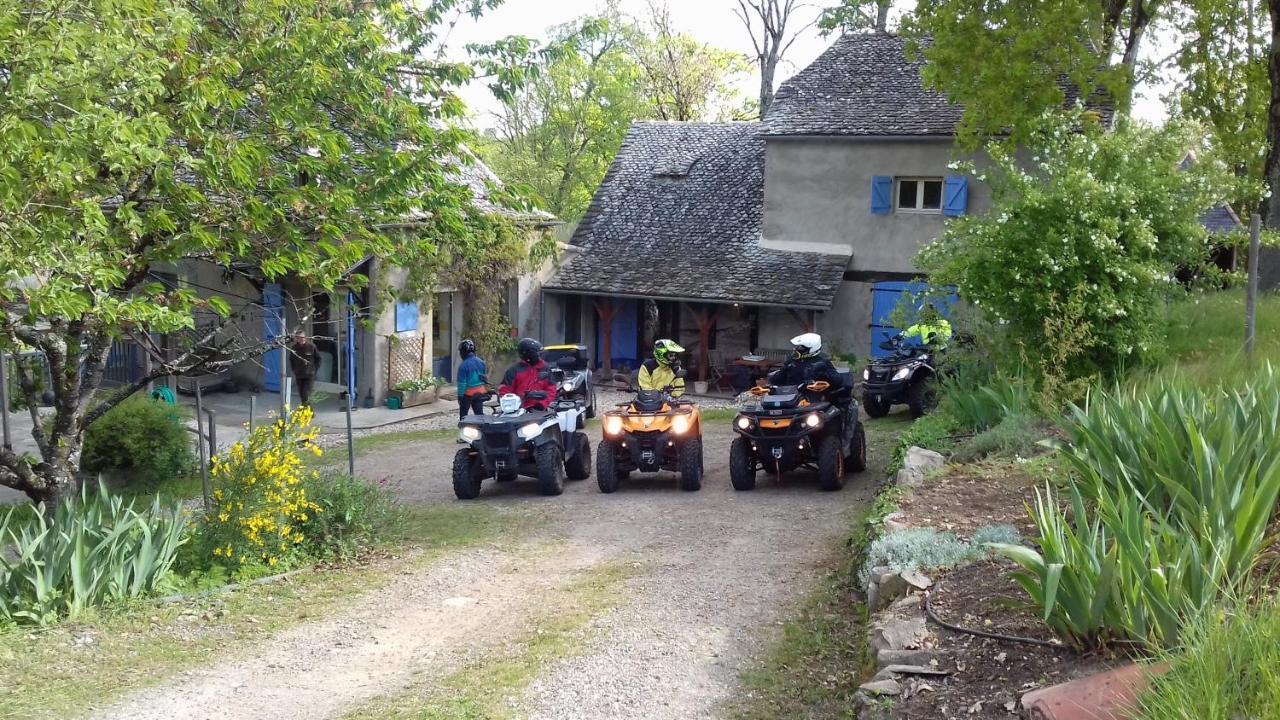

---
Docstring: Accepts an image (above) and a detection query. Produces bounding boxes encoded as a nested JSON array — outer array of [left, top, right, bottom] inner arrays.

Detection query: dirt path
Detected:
[[91, 415, 900, 720]]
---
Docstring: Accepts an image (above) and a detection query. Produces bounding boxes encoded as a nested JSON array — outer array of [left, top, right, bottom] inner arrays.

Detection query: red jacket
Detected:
[[499, 360, 558, 409]]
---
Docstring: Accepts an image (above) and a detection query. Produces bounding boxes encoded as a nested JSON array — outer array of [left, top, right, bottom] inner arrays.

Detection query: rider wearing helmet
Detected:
[[455, 338, 488, 419], [638, 339, 686, 397], [768, 333, 841, 388], [499, 338, 558, 410], [901, 303, 953, 351]]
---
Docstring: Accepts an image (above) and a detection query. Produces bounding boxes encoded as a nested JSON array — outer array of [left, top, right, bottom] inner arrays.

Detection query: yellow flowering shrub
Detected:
[[204, 407, 323, 567]]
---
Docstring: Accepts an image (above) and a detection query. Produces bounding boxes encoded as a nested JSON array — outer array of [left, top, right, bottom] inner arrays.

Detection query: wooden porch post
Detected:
[[594, 299, 619, 374], [692, 304, 721, 382], [787, 308, 814, 333]]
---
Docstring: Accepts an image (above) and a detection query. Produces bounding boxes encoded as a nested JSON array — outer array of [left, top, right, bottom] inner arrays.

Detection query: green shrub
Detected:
[[972, 523, 1022, 547], [1134, 597, 1280, 719], [859, 528, 984, 587], [941, 371, 1036, 433], [888, 410, 960, 474], [951, 412, 1044, 463], [0, 482, 187, 625], [294, 473, 398, 559], [992, 367, 1280, 649], [82, 394, 195, 490]]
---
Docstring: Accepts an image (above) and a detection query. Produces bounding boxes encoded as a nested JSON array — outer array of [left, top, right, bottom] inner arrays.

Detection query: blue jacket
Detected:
[[457, 354, 488, 395]]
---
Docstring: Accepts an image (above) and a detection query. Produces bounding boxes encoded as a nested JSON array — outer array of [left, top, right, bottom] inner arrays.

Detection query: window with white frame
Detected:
[[896, 177, 944, 213]]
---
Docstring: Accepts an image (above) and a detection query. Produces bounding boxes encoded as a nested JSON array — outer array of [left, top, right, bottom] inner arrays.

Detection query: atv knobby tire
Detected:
[[596, 440, 624, 493], [862, 394, 891, 418], [729, 436, 757, 491], [535, 442, 565, 496], [565, 432, 592, 480], [678, 439, 703, 492], [452, 449, 483, 500], [907, 376, 937, 418], [847, 422, 867, 473], [817, 435, 846, 491]]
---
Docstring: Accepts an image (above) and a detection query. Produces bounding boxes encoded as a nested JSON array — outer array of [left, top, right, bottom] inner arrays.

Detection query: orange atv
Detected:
[[596, 389, 703, 493]]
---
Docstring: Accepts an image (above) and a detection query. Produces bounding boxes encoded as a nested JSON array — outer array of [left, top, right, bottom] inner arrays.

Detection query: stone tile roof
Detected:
[[544, 122, 850, 309], [1201, 203, 1243, 234], [762, 33, 1112, 137]]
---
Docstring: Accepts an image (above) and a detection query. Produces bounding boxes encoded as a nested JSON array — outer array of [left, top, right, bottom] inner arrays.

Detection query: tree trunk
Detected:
[[759, 58, 777, 117], [1262, 0, 1280, 288], [875, 0, 890, 32]]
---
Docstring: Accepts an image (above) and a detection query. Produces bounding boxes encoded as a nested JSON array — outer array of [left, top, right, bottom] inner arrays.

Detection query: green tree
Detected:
[[904, 0, 1161, 144], [918, 117, 1221, 380], [819, 0, 894, 34], [0, 0, 516, 504], [634, 2, 750, 122]]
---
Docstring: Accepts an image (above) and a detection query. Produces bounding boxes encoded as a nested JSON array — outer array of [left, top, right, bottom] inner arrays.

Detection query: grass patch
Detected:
[[1157, 289, 1280, 387], [343, 559, 637, 720], [0, 503, 526, 720]]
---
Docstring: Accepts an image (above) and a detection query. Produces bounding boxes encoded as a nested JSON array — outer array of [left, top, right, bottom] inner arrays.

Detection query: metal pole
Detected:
[[345, 396, 355, 477], [280, 346, 288, 416], [0, 353, 10, 451], [1247, 213, 1262, 360], [248, 395, 256, 435], [195, 383, 211, 511]]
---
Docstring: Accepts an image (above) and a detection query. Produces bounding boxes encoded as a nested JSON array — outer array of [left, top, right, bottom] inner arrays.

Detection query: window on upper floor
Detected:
[[896, 178, 944, 213]]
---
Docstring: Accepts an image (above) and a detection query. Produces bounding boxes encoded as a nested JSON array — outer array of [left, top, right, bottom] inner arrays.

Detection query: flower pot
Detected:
[[387, 386, 437, 408], [692, 380, 709, 395]]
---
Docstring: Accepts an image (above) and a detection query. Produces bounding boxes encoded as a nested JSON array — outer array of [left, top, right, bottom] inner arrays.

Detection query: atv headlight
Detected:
[[735, 416, 752, 431], [604, 415, 623, 436], [561, 381, 575, 392], [862, 368, 870, 381], [672, 414, 690, 435], [518, 423, 541, 441], [459, 426, 481, 443], [804, 413, 822, 428], [892, 367, 912, 381]]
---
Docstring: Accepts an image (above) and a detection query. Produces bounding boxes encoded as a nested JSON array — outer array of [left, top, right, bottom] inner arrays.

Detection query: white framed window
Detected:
[[895, 177, 944, 213]]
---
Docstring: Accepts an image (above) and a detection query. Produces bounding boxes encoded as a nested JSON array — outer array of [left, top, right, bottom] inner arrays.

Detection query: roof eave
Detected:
[[540, 286, 835, 312]]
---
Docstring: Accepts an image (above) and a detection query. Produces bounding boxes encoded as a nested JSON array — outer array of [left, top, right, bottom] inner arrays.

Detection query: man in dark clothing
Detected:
[[499, 338, 557, 410], [288, 331, 319, 406], [768, 332, 841, 388]]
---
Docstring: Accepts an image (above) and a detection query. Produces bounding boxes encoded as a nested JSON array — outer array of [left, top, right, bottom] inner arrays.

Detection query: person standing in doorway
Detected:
[[289, 331, 319, 407], [455, 338, 488, 419]]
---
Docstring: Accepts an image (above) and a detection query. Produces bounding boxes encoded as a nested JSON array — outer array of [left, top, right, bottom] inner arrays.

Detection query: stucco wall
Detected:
[[818, 281, 874, 364], [761, 137, 992, 274]]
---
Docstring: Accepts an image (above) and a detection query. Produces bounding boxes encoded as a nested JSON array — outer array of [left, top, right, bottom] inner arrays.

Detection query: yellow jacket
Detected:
[[637, 359, 685, 397]]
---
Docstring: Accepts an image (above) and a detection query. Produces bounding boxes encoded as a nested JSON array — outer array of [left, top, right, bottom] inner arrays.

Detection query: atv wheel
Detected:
[[585, 389, 597, 419], [907, 376, 938, 418], [729, 436, 756, 491], [847, 422, 867, 473], [452, 449, 483, 500], [817, 435, 846, 491], [596, 440, 624, 493], [534, 443, 565, 496], [863, 394, 890, 418], [565, 432, 592, 480], [678, 439, 703, 492]]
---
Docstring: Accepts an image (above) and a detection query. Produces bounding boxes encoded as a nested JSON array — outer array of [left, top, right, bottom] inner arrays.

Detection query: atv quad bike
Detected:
[[451, 367, 591, 499], [596, 385, 703, 493], [541, 344, 597, 418], [729, 375, 867, 492], [861, 335, 942, 419]]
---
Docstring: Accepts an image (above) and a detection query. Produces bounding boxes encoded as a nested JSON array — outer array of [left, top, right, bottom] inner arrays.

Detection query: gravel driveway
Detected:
[[93, 411, 902, 720]]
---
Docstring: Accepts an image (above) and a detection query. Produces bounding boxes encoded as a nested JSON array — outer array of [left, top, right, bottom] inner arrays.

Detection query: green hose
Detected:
[[150, 386, 177, 405]]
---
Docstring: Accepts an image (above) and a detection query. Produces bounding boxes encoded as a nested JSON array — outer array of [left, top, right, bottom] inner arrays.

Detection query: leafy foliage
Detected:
[[0, 0, 527, 503], [81, 395, 195, 490], [888, 410, 959, 475], [919, 117, 1221, 381], [0, 482, 187, 625], [859, 528, 984, 587], [992, 369, 1280, 649], [295, 474, 397, 560]]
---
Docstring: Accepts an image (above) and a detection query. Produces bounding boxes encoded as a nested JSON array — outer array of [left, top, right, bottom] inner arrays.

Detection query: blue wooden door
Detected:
[[263, 283, 285, 392], [595, 299, 640, 371], [870, 282, 957, 359]]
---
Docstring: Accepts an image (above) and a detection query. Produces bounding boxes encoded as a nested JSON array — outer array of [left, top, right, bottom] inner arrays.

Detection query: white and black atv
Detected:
[[452, 367, 591, 499]]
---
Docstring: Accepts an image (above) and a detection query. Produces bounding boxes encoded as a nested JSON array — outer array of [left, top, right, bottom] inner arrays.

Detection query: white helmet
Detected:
[[790, 333, 823, 359]]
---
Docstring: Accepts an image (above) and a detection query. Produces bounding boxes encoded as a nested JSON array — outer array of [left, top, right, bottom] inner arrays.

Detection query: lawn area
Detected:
[[1157, 289, 1280, 386], [0, 504, 532, 720]]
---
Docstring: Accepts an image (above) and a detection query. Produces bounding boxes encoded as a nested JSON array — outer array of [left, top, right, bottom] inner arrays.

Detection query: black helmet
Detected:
[[458, 338, 476, 356], [516, 338, 542, 364]]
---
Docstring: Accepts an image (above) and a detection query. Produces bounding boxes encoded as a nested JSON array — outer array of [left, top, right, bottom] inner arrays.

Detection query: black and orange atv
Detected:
[[596, 388, 703, 493], [729, 376, 867, 492]]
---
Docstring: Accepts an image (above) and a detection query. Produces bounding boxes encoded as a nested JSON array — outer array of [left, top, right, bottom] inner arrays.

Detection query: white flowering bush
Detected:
[[918, 115, 1224, 380]]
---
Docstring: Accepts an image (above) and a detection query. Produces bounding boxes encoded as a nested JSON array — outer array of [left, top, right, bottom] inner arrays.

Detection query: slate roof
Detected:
[[762, 33, 1113, 137], [1201, 203, 1243, 234], [544, 122, 849, 309], [762, 34, 961, 137]]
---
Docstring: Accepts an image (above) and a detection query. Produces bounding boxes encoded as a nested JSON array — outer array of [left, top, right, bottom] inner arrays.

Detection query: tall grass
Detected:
[[990, 367, 1280, 649], [1156, 289, 1280, 388]]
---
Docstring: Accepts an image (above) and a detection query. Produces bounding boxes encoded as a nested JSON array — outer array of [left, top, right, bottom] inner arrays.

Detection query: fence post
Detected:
[[195, 383, 211, 511], [1246, 213, 1262, 360], [205, 408, 217, 458]]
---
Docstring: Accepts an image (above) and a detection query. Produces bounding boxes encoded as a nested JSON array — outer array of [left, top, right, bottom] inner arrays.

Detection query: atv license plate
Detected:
[[495, 460, 508, 471], [641, 450, 656, 464], [771, 447, 784, 460]]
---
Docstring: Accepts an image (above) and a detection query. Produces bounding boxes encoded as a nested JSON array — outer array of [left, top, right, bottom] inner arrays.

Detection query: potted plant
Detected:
[[387, 374, 444, 408]]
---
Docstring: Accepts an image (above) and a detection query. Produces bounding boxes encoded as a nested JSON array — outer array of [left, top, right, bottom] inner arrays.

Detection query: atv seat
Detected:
[[631, 391, 668, 413]]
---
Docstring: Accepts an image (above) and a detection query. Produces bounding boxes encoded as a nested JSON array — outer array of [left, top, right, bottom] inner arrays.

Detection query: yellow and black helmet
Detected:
[[653, 338, 685, 366]]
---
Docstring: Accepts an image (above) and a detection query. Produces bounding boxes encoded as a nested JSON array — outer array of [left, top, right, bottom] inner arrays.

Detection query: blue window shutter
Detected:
[[394, 301, 418, 333], [870, 176, 893, 215], [943, 176, 969, 216]]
